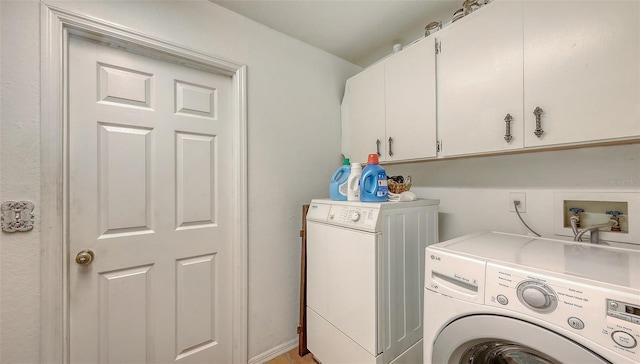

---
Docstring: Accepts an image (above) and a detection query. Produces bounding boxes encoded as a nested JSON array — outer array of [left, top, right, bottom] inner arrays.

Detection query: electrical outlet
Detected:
[[510, 192, 526, 213]]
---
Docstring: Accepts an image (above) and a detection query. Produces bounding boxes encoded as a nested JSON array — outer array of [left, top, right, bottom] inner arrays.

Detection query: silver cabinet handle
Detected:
[[504, 113, 513, 143], [388, 137, 394, 157], [533, 107, 544, 138], [376, 139, 381, 156]]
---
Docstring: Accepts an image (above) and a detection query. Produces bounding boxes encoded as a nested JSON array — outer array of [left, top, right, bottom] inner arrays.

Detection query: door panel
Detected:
[[523, 1, 640, 146], [175, 254, 217, 359], [437, 1, 524, 156], [98, 123, 153, 236], [98, 265, 154, 363], [348, 63, 386, 163], [175, 132, 217, 228], [69, 35, 232, 363], [385, 37, 437, 161]]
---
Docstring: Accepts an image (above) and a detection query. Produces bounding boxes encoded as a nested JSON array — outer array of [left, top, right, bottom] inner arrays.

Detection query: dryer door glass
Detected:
[[460, 341, 557, 364]]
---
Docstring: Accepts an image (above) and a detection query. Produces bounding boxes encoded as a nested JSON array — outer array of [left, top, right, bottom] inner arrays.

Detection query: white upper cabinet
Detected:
[[385, 37, 438, 162], [439, 0, 640, 156], [347, 37, 437, 164], [523, 1, 640, 147], [344, 0, 640, 162], [348, 62, 386, 164], [437, 1, 524, 157]]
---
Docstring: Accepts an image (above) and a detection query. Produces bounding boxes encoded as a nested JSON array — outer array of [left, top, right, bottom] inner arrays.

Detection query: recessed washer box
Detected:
[[554, 191, 638, 245]]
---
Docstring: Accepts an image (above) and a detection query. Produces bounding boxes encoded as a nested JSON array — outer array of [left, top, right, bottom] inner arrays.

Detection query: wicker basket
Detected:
[[387, 176, 412, 194]]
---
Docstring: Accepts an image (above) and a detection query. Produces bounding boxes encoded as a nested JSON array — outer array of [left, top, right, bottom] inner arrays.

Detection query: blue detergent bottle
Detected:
[[329, 157, 350, 200], [360, 153, 388, 202]]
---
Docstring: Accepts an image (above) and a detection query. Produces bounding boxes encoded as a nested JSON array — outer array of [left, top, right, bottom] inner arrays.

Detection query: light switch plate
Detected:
[[1, 201, 35, 233]]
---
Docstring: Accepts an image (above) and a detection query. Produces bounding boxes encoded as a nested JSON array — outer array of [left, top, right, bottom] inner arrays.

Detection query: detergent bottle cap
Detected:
[[343, 157, 351, 165], [367, 154, 379, 165]]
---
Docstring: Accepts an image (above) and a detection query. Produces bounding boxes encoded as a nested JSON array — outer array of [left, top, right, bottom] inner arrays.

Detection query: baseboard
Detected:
[[248, 337, 298, 364]]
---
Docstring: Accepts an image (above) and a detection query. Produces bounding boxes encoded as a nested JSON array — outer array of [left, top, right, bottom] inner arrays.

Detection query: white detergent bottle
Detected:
[[347, 162, 362, 201]]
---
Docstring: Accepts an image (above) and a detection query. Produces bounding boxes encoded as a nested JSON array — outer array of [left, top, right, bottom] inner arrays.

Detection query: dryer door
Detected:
[[432, 315, 610, 364], [306, 221, 382, 357]]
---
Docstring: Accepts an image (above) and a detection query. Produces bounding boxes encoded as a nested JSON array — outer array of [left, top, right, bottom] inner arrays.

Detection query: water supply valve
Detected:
[[605, 211, 623, 232], [569, 208, 584, 228]]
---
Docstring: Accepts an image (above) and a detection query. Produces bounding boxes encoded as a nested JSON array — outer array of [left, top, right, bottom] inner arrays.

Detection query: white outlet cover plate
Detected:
[[553, 191, 639, 245], [509, 192, 526, 213]]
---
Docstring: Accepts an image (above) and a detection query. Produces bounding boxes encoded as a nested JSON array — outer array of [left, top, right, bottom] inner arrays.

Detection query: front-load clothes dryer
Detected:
[[424, 231, 640, 364], [306, 198, 439, 364]]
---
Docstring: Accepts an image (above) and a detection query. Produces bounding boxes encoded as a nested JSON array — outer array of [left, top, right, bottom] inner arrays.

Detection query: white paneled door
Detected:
[[68, 35, 233, 363]]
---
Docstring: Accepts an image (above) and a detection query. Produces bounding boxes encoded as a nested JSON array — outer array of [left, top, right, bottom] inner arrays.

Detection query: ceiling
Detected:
[[210, 0, 462, 68]]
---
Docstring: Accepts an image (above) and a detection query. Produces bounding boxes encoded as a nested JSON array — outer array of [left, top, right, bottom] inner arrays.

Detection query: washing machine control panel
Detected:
[[485, 263, 640, 362], [608, 300, 640, 325]]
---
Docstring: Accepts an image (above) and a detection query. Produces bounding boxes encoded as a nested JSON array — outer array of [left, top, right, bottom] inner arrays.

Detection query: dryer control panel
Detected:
[[327, 205, 379, 229], [306, 201, 380, 232]]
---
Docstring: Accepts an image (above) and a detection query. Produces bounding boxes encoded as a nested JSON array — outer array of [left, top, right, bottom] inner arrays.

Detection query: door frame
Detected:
[[39, 4, 248, 363]]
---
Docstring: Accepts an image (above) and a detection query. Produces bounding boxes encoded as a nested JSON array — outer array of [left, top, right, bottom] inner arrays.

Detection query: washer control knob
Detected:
[[612, 331, 637, 349], [351, 212, 360, 222], [522, 286, 548, 308], [609, 301, 619, 310], [516, 280, 558, 313]]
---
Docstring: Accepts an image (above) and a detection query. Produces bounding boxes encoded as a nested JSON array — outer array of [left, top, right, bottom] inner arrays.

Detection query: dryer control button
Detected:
[[612, 331, 637, 349], [567, 317, 584, 330]]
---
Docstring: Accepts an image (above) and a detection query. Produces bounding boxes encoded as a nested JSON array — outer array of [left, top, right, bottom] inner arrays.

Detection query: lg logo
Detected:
[[430, 255, 441, 261]]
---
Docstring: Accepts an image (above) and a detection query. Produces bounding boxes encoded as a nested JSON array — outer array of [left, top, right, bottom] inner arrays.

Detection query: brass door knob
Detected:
[[75, 250, 95, 266]]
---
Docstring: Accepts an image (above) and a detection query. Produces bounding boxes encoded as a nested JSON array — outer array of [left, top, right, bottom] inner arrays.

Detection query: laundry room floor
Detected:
[[266, 348, 317, 364]]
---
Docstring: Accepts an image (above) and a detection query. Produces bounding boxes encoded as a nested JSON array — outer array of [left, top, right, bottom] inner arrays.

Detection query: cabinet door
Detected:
[[523, 1, 640, 147], [385, 37, 437, 161], [348, 63, 386, 164], [437, 1, 524, 157]]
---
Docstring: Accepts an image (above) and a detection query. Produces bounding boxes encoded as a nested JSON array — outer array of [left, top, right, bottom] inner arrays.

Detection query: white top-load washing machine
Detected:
[[306, 198, 439, 364], [424, 231, 640, 364]]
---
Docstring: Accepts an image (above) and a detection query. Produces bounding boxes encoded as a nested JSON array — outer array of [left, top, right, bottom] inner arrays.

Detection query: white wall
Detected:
[[1, 2, 42, 363], [0, 1, 361, 362], [385, 144, 640, 245]]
